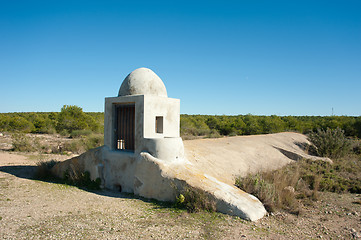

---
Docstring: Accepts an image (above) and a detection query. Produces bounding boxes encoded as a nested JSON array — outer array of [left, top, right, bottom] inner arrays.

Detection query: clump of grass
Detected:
[[236, 169, 301, 213], [62, 140, 86, 154], [69, 129, 93, 138], [63, 169, 101, 190], [82, 134, 103, 150], [35, 160, 60, 180], [175, 187, 216, 213], [62, 134, 104, 154], [11, 133, 40, 152], [308, 127, 351, 158], [236, 152, 361, 214], [35, 160, 101, 190]]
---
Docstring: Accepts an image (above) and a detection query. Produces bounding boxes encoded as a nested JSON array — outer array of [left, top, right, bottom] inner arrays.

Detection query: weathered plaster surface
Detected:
[[118, 67, 167, 97]]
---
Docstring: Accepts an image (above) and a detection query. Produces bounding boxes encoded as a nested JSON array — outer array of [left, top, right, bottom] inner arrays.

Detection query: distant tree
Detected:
[[242, 115, 262, 135], [9, 116, 34, 133], [56, 105, 98, 134], [354, 118, 361, 139]]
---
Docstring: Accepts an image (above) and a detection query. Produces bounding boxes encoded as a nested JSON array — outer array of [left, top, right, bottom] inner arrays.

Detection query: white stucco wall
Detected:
[[104, 95, 180, 152], [143, 95, 180, 139]]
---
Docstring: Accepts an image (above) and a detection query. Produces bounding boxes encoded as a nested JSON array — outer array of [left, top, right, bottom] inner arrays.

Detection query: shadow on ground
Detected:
[[0, 164, 177, 210], [0, 165, 37, 179]]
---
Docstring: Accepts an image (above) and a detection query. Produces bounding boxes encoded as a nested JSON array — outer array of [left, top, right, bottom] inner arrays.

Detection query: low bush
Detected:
[[35, 160, 59, 180], [308, 127, 351, 158], [82, 134, 104, 150], [62, 140, 86, 154], [62, 134, 104, 154], [236, 170, 301, 213], [35, 160, 101, 190], [63, 169, 101, 190], [175, 187, 216, 213], [12, 134, 39, 152]]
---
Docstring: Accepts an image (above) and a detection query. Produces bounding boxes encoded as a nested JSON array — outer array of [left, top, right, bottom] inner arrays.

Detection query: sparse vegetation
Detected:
[[34, 159, 101, 190], [61, 133, 104, 154], [236, 169, 302, 214], [11, 133, 40, 152], [175, 187, 216, 213], [236, 129, 361, 214]]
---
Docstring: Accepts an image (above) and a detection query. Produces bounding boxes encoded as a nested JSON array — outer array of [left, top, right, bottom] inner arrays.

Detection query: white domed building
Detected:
[[102, 67, 185, 192], [52, 67, 267, 221], [104, 67, 183, 160]]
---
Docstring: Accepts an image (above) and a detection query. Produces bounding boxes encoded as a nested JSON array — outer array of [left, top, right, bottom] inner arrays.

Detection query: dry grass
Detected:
[[236, 151, 361, 214], [235, 168, 303, 214], [237, 129, 361, 214]]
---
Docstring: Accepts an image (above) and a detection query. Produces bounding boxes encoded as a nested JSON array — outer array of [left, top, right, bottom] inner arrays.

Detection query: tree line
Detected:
[[0, 105, 360, 138], [0, 105, 104, 135], [180, 114, 361, 138]]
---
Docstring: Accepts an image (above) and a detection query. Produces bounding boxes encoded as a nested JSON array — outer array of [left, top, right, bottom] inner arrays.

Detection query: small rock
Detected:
[[351, 228, 357, 233], [352, 232, 361, 239], [284, 186, 295, 193]]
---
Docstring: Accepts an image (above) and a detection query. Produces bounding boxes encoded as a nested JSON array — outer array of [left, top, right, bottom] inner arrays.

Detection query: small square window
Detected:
[[156, 116, 163, 133]]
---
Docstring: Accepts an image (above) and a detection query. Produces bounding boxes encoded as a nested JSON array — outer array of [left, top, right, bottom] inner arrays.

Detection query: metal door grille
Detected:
[[115, 104, 135, 151]]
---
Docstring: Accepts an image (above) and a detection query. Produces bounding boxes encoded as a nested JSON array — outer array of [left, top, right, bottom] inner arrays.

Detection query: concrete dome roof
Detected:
[[118, 68, 167, 97]]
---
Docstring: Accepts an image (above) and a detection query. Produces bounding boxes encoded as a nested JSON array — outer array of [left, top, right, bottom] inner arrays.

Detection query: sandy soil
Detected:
[[1, 133, 361, 239]]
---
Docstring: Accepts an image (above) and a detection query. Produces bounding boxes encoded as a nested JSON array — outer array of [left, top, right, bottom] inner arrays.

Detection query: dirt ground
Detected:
[[1, 134, 361, 239]]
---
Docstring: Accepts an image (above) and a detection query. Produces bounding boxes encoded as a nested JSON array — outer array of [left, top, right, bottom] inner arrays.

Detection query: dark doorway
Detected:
[[115, 104, 135, 151]]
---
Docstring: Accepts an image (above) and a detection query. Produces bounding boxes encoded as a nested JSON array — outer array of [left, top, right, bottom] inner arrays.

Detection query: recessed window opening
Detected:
[[115, 104, 135, 151], [156, 116, 163, 134]]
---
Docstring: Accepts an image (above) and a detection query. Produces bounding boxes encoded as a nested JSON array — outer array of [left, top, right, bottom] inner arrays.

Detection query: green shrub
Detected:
[[56, 105, 101, 134], [32, 116, 56, 134], [176, 187, 216, 213], [9, 116, 35, 133], [308, 127, 351, 158]]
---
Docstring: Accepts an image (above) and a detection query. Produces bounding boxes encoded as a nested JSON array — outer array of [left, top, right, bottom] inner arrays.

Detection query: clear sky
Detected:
[[1, 0, 360, 116]]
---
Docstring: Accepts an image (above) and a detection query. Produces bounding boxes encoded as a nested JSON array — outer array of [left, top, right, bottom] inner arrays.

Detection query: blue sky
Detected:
[[1, 0, 360, 116]]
